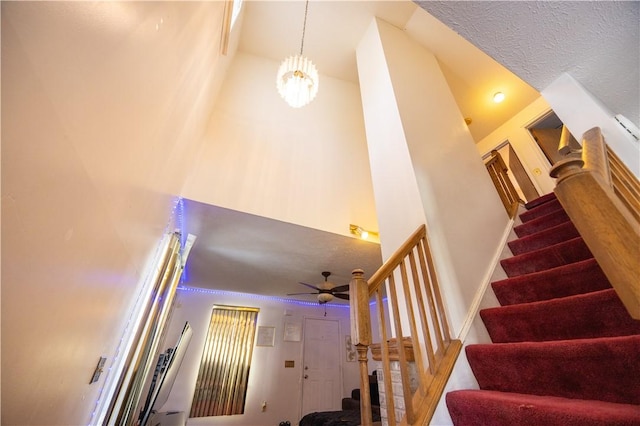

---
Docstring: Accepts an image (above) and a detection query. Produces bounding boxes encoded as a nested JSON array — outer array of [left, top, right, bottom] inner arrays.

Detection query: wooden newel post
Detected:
[[349, 269, 373, 426]]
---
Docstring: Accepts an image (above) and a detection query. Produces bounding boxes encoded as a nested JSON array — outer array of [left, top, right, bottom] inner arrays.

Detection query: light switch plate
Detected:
[[90, 357, 107, 384]]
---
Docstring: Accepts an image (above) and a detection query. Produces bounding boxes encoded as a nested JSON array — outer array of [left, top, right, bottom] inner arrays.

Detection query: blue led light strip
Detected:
[[177, 285, 352, 308], [176, 197, 188, 283]]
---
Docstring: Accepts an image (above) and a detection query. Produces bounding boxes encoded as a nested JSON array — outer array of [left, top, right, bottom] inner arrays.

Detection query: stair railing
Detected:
[[349, 225, 462, 426], [550, 127, 640, 319], [485, 150, 522, 218]]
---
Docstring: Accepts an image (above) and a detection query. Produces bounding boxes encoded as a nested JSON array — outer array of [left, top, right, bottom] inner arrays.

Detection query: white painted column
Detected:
[[356, 18, 508, 336]]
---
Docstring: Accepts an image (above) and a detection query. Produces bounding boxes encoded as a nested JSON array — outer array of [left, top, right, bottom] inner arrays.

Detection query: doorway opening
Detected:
[[527, 111, 580, 166]]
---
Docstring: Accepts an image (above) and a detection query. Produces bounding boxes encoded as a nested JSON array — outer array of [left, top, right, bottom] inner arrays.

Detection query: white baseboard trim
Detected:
[[456, 217, 515, 342]]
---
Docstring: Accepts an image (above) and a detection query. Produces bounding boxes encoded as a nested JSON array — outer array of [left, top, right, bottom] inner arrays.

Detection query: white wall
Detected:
[[543, 73, 640, 179], [1, 3, 224, 424], [183, 52, 379, 238], [160, 288, 360, 426], [356, 18, 509, 336]]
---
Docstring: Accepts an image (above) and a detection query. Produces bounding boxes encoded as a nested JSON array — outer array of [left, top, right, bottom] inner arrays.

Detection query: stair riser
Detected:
[[466, 336, 640, 405], [508, 221, 580, 255], [501, 237, 593, 277], [519, 199, 563, 223], [514, 209, 570, 237], [447, 390, 640, 426], [481, 289, 640, 342], [524, 192, 557, 210]]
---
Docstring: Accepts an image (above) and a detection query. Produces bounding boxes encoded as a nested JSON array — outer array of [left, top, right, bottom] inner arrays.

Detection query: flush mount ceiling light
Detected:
[[349, 224, 379, 241], [276, 0, 319, 108], [493, 91, 505, 103]]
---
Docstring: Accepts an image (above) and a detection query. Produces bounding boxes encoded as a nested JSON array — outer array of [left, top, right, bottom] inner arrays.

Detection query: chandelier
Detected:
[[276, 0, 319, 108]]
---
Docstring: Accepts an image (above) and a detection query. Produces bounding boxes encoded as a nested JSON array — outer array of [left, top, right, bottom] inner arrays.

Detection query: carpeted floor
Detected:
[[446, 193, 640, 425]]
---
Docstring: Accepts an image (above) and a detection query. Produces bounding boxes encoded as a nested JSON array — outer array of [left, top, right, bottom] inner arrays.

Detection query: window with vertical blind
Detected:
[[190, 305, 259, 417]]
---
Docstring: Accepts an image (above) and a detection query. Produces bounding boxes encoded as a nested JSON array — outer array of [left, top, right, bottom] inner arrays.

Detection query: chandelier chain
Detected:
[[299, 0, 309, 55]]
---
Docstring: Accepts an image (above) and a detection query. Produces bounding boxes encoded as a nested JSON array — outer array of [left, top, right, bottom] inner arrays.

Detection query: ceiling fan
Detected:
[[287, 271, 350, 304]]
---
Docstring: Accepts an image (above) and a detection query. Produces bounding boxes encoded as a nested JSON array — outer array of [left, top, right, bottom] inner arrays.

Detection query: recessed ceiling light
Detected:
[[493, 92, 505, 103]]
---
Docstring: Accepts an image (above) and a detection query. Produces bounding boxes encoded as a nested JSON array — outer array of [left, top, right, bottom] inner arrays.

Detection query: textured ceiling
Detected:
[[417, 1, 640, 127]]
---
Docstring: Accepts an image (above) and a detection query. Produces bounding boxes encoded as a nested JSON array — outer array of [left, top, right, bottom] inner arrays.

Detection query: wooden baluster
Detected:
[[375, 287, 396, 425]]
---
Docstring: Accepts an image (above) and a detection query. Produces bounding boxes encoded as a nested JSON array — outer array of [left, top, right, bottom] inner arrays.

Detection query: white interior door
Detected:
[[301, 318, 342, 416]]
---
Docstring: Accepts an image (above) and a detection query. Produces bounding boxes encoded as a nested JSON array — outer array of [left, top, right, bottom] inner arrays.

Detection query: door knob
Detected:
[[304, 366, 309, 370], [304, 374, 308, 379]]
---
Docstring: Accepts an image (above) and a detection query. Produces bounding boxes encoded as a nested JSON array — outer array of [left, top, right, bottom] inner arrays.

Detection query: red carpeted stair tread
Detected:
[[480, 288, 640, 343], [514, 208, 570, 237], [446, 390, 640, 426], [466, 335, 640, 404], [519, 198, 563, 223], [501, 237, 593, 277], [491, 258, 611, 305], [524, 192, 557, 210], [508, 220, 580, 255]]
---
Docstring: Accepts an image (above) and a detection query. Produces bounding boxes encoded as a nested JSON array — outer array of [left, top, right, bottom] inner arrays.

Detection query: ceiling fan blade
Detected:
[[331, 284, 349, 293], [287, 292, 318, 296], [333, 293, 350, 300], [298, 281, 321, 291]]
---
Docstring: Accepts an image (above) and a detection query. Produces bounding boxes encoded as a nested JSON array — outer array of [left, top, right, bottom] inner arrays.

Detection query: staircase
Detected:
[[446, 192, 640, 425]]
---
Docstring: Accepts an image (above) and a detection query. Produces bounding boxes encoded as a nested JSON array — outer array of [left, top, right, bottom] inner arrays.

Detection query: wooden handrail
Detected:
[[551, 127, 640, 319], [581, 127, 612, 184], [350, 225, 462, 426], [367, 225, 427, 294]]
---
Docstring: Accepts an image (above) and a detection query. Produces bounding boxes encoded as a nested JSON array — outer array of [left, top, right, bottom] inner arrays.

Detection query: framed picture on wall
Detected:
[[283, 319, 302, 342], [256, 326, 275, 347]]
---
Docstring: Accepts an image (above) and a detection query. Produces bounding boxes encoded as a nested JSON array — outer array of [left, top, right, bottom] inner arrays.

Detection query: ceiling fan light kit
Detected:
[[287, 271, 350, 304], [317, 293, 334, 303]]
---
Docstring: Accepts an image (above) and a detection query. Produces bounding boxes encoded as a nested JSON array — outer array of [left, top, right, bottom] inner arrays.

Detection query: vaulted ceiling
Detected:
[[237, 0, 541, 143], [181, 0, 638, 303], [181, 0, 541, 302]]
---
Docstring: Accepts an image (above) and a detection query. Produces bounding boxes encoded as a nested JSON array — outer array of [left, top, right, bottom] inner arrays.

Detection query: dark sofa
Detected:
[[299, 373, 381, 426], [341, 372, 380, 413]]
